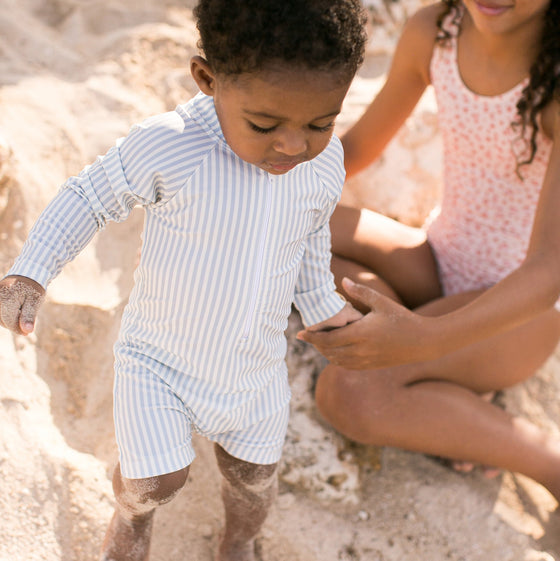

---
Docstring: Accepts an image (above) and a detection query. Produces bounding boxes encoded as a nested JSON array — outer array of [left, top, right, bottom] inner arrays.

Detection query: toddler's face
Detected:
[[193, 60, 351, 174]]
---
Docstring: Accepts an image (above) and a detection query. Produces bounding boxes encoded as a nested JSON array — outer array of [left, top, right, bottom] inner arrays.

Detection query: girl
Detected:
[[299, 0, 560, 500]]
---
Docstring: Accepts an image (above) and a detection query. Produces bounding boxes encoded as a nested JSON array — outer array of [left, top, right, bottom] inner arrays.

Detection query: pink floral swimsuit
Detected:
[[426, 13, 553, 298]]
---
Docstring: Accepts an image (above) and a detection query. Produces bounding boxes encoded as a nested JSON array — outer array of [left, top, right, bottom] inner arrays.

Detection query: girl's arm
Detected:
[[342, 4, 440, 178], [299, 102, 560, 369]]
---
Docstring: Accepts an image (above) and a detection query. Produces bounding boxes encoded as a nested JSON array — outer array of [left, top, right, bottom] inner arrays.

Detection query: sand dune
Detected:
[[1, 1, 559, 560]]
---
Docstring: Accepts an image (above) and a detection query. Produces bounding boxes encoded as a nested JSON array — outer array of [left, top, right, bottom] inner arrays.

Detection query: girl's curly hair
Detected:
[[193, 0, 368, 83], [436, 0, 560, 174]]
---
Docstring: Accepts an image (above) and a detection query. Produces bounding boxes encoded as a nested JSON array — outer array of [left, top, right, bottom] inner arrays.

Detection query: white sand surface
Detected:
[[1, 1, 559, 560]]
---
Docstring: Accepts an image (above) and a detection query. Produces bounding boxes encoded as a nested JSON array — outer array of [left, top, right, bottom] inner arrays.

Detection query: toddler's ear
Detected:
[[190, 56, 216, 96]]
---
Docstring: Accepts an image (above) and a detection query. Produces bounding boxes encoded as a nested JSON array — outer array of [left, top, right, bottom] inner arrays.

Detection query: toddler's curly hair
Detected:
[[193, 0, 368, 83], [436, 0, 560, 174]]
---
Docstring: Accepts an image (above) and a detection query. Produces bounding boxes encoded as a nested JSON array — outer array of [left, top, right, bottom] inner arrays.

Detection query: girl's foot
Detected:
[[450, 460, 502, 478], [429, 391, 504, 478]]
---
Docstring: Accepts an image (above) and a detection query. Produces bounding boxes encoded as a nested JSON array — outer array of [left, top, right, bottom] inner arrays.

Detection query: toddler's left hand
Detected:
[[306, 300, 362, 332]]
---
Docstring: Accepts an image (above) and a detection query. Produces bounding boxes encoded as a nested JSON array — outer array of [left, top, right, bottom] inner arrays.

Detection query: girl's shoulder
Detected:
[[409, 2, 445, 30], [395, 3, 446, 86], [403, 3, 445, 43]]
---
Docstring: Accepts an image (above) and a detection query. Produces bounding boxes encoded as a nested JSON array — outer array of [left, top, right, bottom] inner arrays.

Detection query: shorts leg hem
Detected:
[[119, 446, 196, 480], [208, 437, 284, 465]]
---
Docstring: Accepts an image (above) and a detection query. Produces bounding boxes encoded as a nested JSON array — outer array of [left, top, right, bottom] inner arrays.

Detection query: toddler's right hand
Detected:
[[0, 275, 45, 335]]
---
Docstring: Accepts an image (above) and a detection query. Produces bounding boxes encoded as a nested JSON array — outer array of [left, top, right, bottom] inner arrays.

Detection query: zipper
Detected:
[[241, 174, 273, 339]]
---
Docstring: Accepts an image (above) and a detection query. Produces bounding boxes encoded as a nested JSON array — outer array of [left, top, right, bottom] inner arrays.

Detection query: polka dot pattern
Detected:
[[426, 14, 552, 296]]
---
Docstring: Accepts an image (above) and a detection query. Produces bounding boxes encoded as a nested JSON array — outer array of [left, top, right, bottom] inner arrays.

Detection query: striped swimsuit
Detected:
[[8, 92, 346, 477]]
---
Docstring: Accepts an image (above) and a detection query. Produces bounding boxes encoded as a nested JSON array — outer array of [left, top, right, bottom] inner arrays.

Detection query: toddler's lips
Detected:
[[268, 160, 301, 172], [474, 1, 511, 16]]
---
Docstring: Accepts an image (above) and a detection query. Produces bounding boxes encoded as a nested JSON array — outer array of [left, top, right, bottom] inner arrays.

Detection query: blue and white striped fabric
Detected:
[[8, 92, 347, 477]]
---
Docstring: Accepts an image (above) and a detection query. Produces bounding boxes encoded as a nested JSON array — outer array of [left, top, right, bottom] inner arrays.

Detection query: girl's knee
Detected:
[[315, 365, 362, 418], [114, 465, 189, 510], [315, 364, 402, 442]]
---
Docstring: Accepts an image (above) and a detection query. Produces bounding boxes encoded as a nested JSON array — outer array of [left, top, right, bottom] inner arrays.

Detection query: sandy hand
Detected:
[[0, 275, 45, 335]]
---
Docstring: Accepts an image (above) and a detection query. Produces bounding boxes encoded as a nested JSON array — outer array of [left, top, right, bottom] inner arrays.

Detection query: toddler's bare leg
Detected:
[[100, 464, 189, 561], [214, 444, 278, 561]]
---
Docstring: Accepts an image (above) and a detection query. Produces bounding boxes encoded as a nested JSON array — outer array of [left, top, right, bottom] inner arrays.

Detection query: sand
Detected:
[[1, 1, 560, 560]]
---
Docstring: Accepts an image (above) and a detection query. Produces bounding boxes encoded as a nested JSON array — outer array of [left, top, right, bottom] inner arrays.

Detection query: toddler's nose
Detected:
[[273, 130, 307, 156]]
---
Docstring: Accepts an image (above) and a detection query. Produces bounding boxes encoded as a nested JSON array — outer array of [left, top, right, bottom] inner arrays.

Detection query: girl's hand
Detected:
[[297, 278, 439, 369], [0, 275, 45, 335]]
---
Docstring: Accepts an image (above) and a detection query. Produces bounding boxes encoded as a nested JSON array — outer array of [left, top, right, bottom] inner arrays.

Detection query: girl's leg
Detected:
[[325, 203, 560, 496], [330, 205, 442, 309], [101, 464, 189, 561], [315, 291, 560, 500], [214, 444, 278, 561]]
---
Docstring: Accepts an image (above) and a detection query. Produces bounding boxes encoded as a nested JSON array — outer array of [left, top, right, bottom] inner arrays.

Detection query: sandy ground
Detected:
[[1, 1, 560, 560]]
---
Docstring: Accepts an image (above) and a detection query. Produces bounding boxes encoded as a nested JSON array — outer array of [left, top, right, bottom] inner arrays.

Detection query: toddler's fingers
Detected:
[[19, 292, 43, 334], [0, 285, 23, 333], [0, 280, 45, 335]]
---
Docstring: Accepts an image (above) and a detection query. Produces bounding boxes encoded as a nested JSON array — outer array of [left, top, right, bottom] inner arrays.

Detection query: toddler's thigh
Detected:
[[114, 362, 196, 479]]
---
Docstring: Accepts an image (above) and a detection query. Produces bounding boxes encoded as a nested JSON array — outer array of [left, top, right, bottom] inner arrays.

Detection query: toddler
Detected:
[[0, 1, 367, 559]]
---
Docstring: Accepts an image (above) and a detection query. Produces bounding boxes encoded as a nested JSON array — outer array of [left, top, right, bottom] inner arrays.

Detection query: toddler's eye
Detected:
[[309, 123, 335, 133], [249, 122, 276, 134]]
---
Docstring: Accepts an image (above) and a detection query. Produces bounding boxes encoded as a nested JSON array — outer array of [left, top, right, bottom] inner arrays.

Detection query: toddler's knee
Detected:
[[214, 445, 277, 491], [115, 465, 189, 511]]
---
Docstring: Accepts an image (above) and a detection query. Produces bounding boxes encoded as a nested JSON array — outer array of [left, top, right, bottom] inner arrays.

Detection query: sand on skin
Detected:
[[1, 1, 559, 560]]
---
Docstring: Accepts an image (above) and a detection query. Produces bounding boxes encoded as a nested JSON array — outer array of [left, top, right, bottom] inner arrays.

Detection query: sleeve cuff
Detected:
[[5, 259, 53, 289], [294, 288, 346, 327]]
